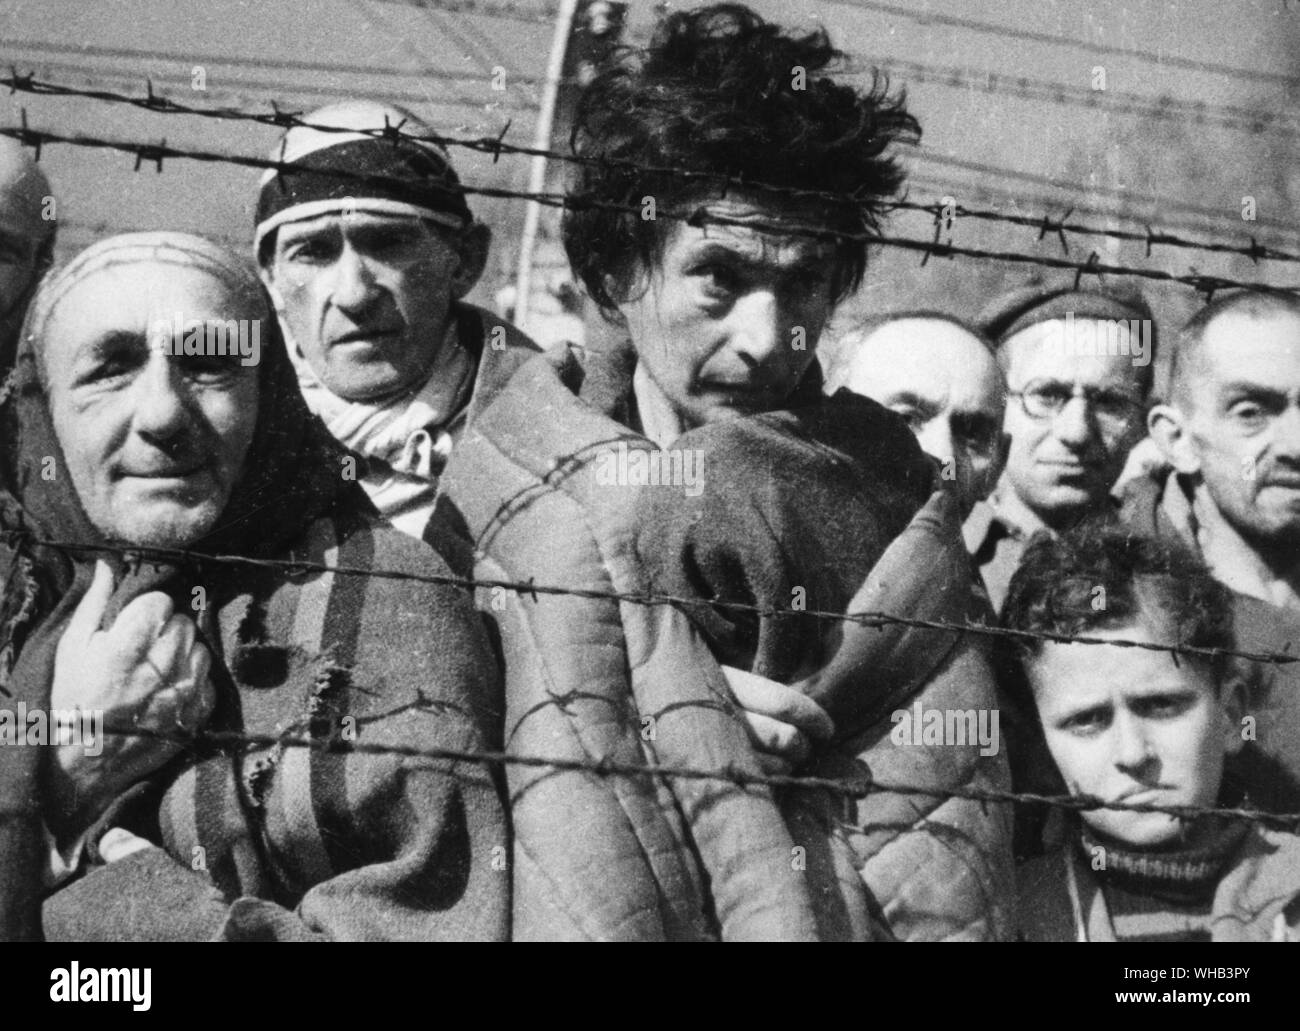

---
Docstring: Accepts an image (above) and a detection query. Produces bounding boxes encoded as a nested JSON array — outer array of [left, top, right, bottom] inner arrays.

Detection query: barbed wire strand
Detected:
[[908, 148, 1300, 239], [1, 120, 1295, 297], [23, 721, 1289, 831], [3, 8, 1297, 849], [3, 51, 520, 115], [8, 71, 1298, 268], [904, 170, 1300, 259], [4, 531, 1293, 668]]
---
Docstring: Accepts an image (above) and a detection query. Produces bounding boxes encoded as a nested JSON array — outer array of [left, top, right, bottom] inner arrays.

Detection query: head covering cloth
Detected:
[[0, 232, 361, 938], [253, 101, 472, 260]]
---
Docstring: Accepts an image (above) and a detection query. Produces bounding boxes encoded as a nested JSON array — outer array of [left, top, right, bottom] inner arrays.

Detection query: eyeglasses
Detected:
[[1008, 379, 1144, 432]]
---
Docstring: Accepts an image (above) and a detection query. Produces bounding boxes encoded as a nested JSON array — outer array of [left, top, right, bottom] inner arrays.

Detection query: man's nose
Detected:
[[1271, 403, 1300, 459], [1112, 709, 1155, 775], [132, 353, 191, 441], [1051, 394, 1094, 448], [330, 244, 382, 312], [916, 417, 954, 463], [727, 289, 783, 366]]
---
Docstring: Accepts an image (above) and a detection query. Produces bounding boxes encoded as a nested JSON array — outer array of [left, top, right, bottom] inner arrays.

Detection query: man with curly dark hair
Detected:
[[1002, 524, 1300, 941], [562, 3, 915, 321], [437, 4, 1012, 940]]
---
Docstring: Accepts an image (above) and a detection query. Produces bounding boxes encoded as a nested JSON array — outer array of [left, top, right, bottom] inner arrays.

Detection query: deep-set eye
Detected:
[[1226, 399, 1272, 431], [953, 415, 1000, 452], [694, 262, 740, 298], [1091, 390, 1141, 420], [1025, 382, 1073, 412], [1131, 694, 1194, 720], [890, 406, 925, 431], [75, 335, 147, 387], [180, 351, 245, 380], [354, 224, 432, 263], [284, 235, 339, 264], [82, 355, 137, 384], [1061, 706, 1111, 736]]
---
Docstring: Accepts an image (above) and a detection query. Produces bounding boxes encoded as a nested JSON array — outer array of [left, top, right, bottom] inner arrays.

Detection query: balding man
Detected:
[[825, 311, 1009, 521], [1125, 290, 1300, 813], [0, 138, 55, 370], [255, 100, 539, 542]]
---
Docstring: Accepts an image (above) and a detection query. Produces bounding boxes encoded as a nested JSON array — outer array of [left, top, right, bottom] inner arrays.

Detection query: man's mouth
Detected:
[[705, 379, 781, 403], [331, 326, 402, 345], [124, 461, 208, 480], [1038, 458, 1097, 475], [1113, 784, 1176, 807]]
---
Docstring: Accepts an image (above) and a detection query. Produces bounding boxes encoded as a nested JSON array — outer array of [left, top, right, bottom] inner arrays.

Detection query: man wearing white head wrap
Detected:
[[255, 100, 539, 542], [0, 138, 56, 371]]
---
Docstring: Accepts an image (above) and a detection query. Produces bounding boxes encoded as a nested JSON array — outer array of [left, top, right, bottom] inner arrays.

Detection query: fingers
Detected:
[[721, 665, 836, 742], [61, 558, 116, 648], [113, 591, 177, 646], [139, 622, 213, 733], [150, 612, 197, 674], [742, 710, 812, 766], [98, 827, 154, 864], [177, 643, 216, 731]]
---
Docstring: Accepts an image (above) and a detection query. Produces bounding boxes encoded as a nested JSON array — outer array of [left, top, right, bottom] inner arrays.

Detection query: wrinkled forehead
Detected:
[[273, 208, 435, 245], [999, 318, 1148, 387], [839, 318, 1003, 405], [32, 244, 264, 339], [30, 252, 266, 377], [664, 194, 839, 267], [1190, 309, 1300, 387]]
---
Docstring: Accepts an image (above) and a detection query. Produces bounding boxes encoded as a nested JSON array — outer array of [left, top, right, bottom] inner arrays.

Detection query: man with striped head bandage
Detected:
[[255, 101, 538, 542]]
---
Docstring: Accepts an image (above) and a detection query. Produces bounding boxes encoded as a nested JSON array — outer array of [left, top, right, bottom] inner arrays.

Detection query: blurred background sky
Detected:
[[3, 0, 1300, 377]]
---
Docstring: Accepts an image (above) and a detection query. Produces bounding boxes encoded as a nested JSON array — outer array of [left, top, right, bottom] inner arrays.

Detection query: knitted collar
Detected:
[[1077, 818, 1251, 894]]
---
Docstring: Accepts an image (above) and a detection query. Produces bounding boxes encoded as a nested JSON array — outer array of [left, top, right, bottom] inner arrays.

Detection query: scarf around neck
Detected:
[[285, 309, 475, 481]]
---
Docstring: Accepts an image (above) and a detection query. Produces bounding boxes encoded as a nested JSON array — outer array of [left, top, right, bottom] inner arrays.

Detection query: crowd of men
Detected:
[[0, 3, 1298, 941]]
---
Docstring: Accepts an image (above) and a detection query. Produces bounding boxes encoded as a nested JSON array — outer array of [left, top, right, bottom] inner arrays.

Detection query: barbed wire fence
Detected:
[[7, 71, 1300, 267], [2, 51, 1299, 836]]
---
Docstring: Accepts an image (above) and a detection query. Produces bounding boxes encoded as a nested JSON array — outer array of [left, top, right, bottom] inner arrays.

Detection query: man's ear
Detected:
[[1219, 666, 1252, 758], [450, 222, 490, 298], [1147, 403, 1201, 476]]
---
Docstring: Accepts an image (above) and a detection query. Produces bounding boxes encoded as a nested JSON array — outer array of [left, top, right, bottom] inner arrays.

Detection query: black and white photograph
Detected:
[[0, 0, 1297, 988]]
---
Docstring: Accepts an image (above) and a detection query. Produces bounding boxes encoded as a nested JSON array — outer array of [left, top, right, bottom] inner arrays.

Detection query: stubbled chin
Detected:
[[113, 497, 225, 549]]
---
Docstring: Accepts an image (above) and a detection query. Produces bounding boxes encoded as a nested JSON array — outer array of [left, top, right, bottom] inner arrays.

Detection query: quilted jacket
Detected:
[[635, 395, 1016, 940], [436, 346, 822, 941]]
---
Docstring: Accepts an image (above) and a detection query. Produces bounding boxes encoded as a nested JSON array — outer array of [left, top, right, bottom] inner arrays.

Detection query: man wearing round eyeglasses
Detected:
[[971, 283, 1155, 609]]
